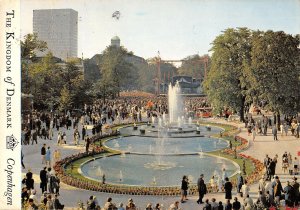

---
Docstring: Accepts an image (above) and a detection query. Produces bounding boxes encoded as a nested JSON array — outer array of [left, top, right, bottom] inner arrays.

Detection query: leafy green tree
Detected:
[[250, 30, 300, 124], [204, 28, 252, 121], [59, 61, 87, 108], [21, 33, 47, 60], [25, 53, 62, 109], [59, 86, 73, 111], [100, 46, 137, 97]]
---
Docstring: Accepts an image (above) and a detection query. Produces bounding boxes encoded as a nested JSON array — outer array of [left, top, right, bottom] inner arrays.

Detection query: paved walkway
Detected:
[[22, 118, 300, 209]]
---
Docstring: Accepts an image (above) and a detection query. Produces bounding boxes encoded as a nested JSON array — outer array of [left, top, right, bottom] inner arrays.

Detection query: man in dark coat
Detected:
[[237, 173, 244, 194], [82, 126, 86, 140], [224, 177, 233, 200], [272, 176, 283, 206], [232, 197, 241, 210], [85, 135, 90, 153], [197, 174, 206, 204], [284, 181, 295, 207], [291, 177, 299, 206], [39, 167, 47, 193]]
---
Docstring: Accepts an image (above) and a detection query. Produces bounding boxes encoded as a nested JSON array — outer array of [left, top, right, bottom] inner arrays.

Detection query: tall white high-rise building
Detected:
[[33, 9, 78, 60]]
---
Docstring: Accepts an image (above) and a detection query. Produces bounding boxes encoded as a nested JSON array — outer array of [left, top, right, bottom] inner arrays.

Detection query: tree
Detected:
[[59, 86, 73, 111], [204, 28, 252, 121], [24, 52, 62, 109], [21, 33, 47, 60], [59, 61, 87, 108], [250, 30, 300, 125], [100, 46, 137, 97]]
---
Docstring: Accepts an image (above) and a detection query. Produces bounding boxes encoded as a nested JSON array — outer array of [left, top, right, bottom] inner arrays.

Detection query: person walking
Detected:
[[272, 125, 278, 141], [272, 176, 283, 206], [224, 177, 233, 200], [291, 177, 299, 206], [53, 149, 61, 163], [39, 167, 47, 193], [82, 126, 86, 140], [85, 135, 90, 153], [237, 172, 244, 194], [74, 129, 80, 146], [45, 146, 51, 167], [197, 174, 207, 204], [241, 180, 250, 198], [180, 175, 189, 203], [31, 129, 38, 145], [283, 181, 294, 207], [41, 144, 46, 165]]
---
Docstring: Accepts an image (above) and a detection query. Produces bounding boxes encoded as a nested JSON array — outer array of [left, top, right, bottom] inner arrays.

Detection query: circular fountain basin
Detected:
[[105, 136, 228, 154], [119, 124, 223, 137], [80, 154, 239, 186]]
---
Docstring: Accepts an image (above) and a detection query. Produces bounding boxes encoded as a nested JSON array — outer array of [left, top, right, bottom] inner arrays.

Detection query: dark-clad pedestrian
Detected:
[[181, 175, 189, 203], [291, 177, 299, 206], [224, 199, 232, 210], [82, 126, 86, 140], [232, 197, 241, 210], [236, 172, 243, 194], [272, 125, 278, 141], [39, 167, 47, 193], [197, 174, 207, 204], [85, 135, 90, 153], [218, 201, 224, 210], [41, 144, 46, 164], [224, 177, 233, 200]]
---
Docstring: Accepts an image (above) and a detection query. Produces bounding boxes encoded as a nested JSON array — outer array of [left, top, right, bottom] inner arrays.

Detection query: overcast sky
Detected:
[[21, 0, 300, 60]]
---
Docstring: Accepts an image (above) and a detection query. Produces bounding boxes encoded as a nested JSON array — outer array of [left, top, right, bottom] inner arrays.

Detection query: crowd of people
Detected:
[[245, 114, 300, 141]]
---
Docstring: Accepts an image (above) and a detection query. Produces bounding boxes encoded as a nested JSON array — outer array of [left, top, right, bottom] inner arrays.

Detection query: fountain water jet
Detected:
[[168, 81, 182, 123]]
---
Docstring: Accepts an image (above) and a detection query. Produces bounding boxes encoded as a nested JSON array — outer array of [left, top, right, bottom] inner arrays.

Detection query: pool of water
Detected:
[[80, 154, 239, 186], [104, 136, 228, 154]]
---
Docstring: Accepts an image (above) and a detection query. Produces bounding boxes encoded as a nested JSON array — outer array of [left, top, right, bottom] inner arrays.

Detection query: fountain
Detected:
[[114, 142, 120, 148], [162, 113, 166, 124], [152, 177, 157, 185], [80, 82, 239, 187], [151, 116, 155, 125], [199, 151, 204, 159], [119, 170, 123, 182], [188, 117, 192, 125], [168, 81, 182, 123], [96, 166, 103, 176], [158, 117, 162, 127]]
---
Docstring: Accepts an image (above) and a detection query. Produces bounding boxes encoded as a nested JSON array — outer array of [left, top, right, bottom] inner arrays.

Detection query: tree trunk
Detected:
[[276, 113, 281, 130], [239, 96, 246, 122]]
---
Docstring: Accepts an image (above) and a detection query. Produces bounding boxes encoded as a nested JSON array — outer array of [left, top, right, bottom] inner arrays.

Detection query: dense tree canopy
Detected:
[[204, 28, 300, 122], [204, 28, 252, 120], [21, 34, 88, 110]]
